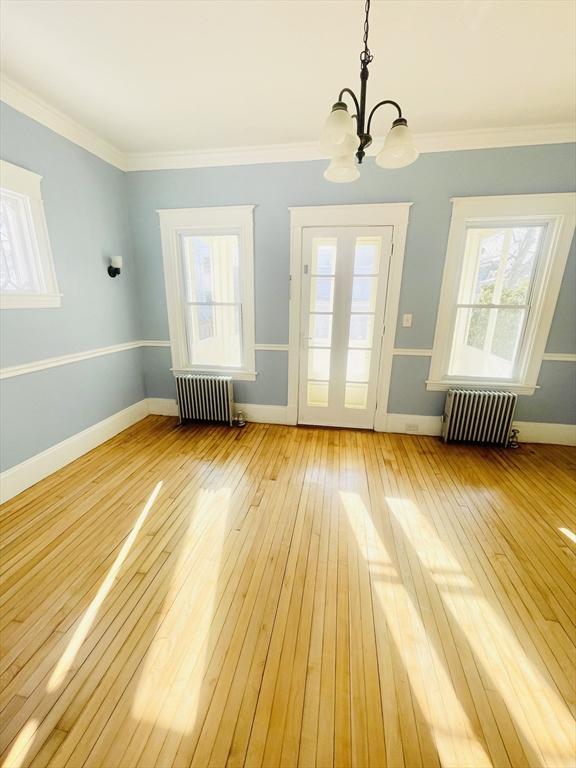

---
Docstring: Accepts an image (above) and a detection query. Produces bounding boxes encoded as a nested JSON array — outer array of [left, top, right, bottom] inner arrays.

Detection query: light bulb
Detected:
[[376, 118, 419, 169]]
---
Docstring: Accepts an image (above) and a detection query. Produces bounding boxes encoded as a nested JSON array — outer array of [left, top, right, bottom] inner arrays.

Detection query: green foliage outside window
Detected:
[[467, 282, 528, 361]]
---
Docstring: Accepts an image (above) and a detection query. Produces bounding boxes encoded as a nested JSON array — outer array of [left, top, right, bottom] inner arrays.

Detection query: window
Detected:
[[428, 194, 575, 394], [0, 159, 60, 309], [158, 206, 256, 380]]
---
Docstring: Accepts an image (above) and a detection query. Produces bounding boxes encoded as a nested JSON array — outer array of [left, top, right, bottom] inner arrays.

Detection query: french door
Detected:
[[298, 226, 392, 428]]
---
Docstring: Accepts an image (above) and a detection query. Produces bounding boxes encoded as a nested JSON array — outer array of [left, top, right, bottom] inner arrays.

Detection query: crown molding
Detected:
[[125, 123, 576, 171], [124, 142, 326, 171], [0, 75, 127, 170], [2, 76, 574, 173], [414, 122, 576, 154]]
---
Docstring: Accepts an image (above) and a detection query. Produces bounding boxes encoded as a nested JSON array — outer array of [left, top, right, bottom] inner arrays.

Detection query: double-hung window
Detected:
[[158, 206, 256, 380], [428, 194, 575, 394], [0, 159, 60, 309]]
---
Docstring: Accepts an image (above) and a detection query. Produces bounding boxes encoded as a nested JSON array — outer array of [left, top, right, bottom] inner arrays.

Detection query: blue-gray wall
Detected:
[[0, 103, 144, 470], [1, 100, 575, 472], [126, 143, 576, 421]]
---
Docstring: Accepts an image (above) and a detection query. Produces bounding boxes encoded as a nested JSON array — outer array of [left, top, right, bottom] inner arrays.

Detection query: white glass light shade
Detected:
[[376, 121, 419, 169], [323, 154, 360, 183], [319, 104, 355, 156], [111, 256, 123, 269]]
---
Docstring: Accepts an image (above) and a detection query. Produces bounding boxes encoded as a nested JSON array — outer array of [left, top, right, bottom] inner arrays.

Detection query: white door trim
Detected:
[[288, 203, 413, 429]]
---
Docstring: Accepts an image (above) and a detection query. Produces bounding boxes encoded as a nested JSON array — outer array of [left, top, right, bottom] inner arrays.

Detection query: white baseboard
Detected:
[[513, 420, 576, 446], [146, 398, 291, 426], [147, 397, 179, 416], [382, 413, 443, 436], [3, 401, 573, 505], [235, 403, 289, 425], [382, 412, 576, 446], [0, 399, 149, 504]]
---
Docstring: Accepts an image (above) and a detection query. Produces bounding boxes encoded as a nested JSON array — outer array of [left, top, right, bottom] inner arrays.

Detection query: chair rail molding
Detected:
[[0, 340, 171, 379]]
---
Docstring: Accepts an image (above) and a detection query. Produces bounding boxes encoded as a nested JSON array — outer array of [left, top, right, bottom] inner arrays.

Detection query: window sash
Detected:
[[183, 302, 244, 370], [454, 302, 530, 310], [185, 301, 241, 307], [448, 305, 529, 381]]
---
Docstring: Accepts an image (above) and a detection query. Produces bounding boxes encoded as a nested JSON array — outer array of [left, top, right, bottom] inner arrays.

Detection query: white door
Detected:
[[298, 226, 392, 428]]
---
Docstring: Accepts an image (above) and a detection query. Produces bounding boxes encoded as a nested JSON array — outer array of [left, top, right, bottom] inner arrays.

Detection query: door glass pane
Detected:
[[185, 304, 242, 368], [345, 383, 368, 409], [308, 381, 329, 407], [348, 314, 375, 348], [346, 349, 371, 382], [308, 348, 331, 381], [460, 226, 543, 306], [310, 277, 334, 312], [181, 234, 240, 303], [354, 237, 381, 275], [351, 277, 377, 312], [309, 314, 332, 347], [312, 238, 337, 275], [448, 306, 525, 379]]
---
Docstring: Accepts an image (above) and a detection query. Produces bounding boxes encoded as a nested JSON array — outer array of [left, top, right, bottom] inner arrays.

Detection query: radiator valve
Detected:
[[234, 410, 246, 428], [508, 428, 520, 449]]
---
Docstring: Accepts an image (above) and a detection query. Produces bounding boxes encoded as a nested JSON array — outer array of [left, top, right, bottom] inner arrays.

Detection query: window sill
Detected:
[[426, 379, 537, 396], [172, 367, 257, 382], [0, 292, 62, 309]]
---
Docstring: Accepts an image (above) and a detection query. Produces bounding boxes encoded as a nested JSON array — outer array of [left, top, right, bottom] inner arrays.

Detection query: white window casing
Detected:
[[428, 193, 576, 395], [0, 159, 61, 309], [158, 205, 256, 380]]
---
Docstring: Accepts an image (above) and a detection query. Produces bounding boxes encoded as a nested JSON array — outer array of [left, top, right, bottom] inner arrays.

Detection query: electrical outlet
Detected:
[[402, 313, 413, 328], [406, 422, 419, 433]]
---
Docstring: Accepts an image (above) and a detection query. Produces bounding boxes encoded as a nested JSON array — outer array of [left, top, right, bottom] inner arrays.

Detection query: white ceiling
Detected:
[[1, 0, 575, 157]]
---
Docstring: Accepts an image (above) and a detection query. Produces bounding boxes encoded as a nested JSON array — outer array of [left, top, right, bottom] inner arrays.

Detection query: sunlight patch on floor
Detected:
[[2, 718, 38, 768], [387, 496, 576, 768], [559, 527, 576, 544], [341, 490, 492, 768], [46, 481, 164, 694], [131, 486, 231, 733]]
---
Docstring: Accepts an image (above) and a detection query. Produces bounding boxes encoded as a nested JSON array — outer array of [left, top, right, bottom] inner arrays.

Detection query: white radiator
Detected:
[[175, 374, 234, 426], [442, 389, 517, 446]]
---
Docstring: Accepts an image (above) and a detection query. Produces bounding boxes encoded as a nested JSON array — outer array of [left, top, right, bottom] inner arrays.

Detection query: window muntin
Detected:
[[306, 237, 336, 406], [343, 237, 382, 409], [447, 225, 544, 380], [0, 160, 60, 309]]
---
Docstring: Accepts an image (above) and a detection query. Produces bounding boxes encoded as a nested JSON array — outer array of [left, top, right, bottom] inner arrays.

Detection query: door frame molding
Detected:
[[287, 202, 413, 430]]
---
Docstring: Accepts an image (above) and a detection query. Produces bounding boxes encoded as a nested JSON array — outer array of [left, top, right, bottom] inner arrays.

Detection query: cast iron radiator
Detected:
[[442, 389, 517, 446]]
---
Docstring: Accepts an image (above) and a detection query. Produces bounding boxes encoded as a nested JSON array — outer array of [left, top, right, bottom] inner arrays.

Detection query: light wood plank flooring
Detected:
[[1, 416, 575, 768]]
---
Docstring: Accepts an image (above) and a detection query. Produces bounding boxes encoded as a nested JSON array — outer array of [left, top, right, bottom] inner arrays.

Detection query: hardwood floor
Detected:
[[0, 416, 575, 768]]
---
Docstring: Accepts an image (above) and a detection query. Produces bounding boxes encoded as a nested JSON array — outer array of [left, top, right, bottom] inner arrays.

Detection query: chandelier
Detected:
[[320, 0, 419, 182]]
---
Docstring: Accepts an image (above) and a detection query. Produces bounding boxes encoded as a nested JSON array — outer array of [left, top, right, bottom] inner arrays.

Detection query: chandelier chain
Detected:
[[360, 0, 374, 67]]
